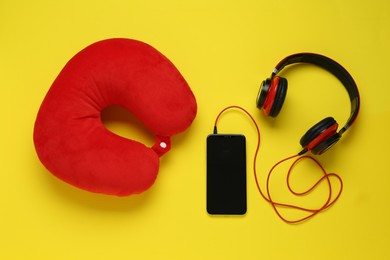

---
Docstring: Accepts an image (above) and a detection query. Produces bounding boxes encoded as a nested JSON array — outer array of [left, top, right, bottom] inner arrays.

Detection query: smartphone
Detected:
[[206, 134, 247, 215]]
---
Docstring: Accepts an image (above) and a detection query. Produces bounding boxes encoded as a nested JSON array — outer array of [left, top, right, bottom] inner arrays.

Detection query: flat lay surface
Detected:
[[1, 1, 389, 259]]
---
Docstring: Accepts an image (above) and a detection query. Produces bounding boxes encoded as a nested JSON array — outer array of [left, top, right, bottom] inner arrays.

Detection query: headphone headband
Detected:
[[271, 53, 360, 135]]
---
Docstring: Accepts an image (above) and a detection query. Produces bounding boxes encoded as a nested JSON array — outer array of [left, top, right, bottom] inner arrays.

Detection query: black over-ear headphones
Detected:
[[256, 53, 360, 155]]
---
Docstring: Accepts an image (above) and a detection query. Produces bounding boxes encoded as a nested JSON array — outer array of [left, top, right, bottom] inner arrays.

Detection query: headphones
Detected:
[[256, 53, 360, 155]]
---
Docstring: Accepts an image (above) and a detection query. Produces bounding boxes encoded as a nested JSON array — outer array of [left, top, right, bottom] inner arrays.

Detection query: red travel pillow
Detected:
[[34, 38, 197, 196]]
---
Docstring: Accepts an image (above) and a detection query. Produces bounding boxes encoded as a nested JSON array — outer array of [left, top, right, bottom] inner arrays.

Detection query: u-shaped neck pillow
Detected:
[[34, 38, 197, 196]]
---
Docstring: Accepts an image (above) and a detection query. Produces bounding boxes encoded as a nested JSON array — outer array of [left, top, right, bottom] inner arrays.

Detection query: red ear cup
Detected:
[[269, 77, 287, 117], [300, 117, 341, 155], [256, 76, 287, 117]]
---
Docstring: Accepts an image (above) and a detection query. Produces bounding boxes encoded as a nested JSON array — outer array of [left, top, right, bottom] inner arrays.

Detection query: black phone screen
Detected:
[[206, 134, 247, 215]]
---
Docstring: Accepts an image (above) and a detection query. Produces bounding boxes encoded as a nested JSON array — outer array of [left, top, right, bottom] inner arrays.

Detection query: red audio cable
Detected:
[[213, 105, 343, 224]]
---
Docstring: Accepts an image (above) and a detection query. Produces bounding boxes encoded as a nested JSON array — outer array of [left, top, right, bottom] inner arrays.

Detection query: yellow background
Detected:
[[1, 0, 389, 259]]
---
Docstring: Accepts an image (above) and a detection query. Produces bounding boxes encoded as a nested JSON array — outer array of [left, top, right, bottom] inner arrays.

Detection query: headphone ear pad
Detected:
[[300, 117, 340, 154], [311, 134, 341, 155], [269, 77, 288, 117], [256, 78, 271, 109]]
